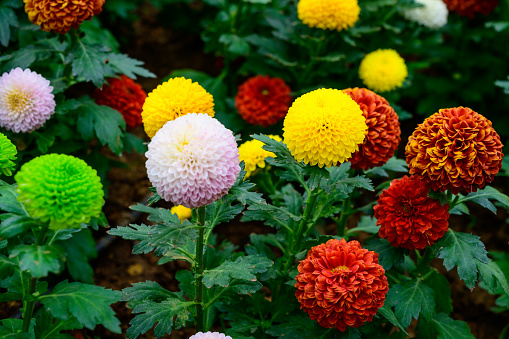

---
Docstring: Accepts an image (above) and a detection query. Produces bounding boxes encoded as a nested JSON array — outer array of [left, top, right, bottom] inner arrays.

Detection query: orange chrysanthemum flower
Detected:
[[343, 88, 401, 170], [406, 107, 504, 194], [24, 0, 105, 34], [295, 239, 389, 331], [443, 0, 498, 17], [374, 175, 449, 250], [235, 75, 292, 127], [93, 76, 147, 129]]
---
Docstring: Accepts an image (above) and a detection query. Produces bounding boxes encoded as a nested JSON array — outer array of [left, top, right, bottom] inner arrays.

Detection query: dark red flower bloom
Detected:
[[343, 87, 401, 170], [295, 239, 389, 331], [235, 75, 292, 127], [405, 107, 504, 194], [443, 0, 499, 18], [93, 76, 147, 129], [374, 175, 449, 250]]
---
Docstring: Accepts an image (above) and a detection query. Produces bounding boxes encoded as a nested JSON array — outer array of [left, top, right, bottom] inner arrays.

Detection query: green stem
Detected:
[[336, 196, 352, 237], [194, 206, 206, 332]]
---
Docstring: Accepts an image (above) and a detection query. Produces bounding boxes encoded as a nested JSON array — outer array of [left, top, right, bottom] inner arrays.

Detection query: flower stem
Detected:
[[194, 206, 206, 332], [336, 196, 352, 237]]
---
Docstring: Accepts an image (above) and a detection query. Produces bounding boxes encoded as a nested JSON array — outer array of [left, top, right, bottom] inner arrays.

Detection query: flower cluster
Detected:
[[189, 332, 232, 339], [170, 205, 193, 222], [15, 154, 104, 230], [146, 113, 240, 208], [0, 132, 17, 176], [235, 75, 292, 127], [358, 49, 408, 93], [94, 76, 147, 129], [374, 175, 449, 250], [295, 239, 389, 331], [297, 0, 360, 31], [343, 88, 401, 170], [443, 0, 499, 17], [238, 135, 282, 178], [24, 0, 105, 34], [401, 0, 448, 29], [406, 107, 504, 194], [0, 68, 55, 133], [142, 77, 214, 138], [283, 88, 367, 168]]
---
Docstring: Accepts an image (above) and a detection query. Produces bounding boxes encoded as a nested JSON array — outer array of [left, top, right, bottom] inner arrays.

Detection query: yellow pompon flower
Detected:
[[142, 77, 214, 138], [170, 205, 192, 222], [239, 135, 282, 179], [297, 0, 360, 31], [359, 49, 408, 93], [283, 88, 367, 168]]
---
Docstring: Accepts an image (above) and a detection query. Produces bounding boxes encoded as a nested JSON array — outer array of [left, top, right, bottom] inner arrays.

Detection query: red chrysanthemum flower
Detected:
[[374, 175, 449, 250], [24, 0, 105, 34], [93, 76, 147, 129], [406, 107, 504, 194], [443, 0, 498, 17], [235, 75, 292, 127], [295, 239, 389, 331], [343, 88, 401, 170]]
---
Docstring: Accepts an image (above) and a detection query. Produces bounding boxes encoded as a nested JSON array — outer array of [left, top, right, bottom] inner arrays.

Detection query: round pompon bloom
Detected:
[[235, 75, 292, 127], [401, 0, 448, 29], [189, 332, 232, 339], [15, 154, 104, 230], [374, 175, 449, 250], [295, 239, 389, 331], [239, 135, 282, 178], [358, 49, 408, 93], [297, 0, 360, 31], [443, 0, 498, 17], [142, 77, 214, 138], [94, 76, 147, 129], [24, 0, 105, 34], [343, 88, 401, 170], [283, 88, 367, 168], [406, 107, 504, 194], [146, 113, 240, 208], [170, 205, 192, 222], [0, 132, 17, 176], [0, 68, 55, 133]]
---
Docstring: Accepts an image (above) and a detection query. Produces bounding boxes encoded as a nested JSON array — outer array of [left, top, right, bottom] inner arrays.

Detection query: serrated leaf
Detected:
[[242, 203, 301, 230], [10, 244, 64, 278], [59, 229, 97, 283], [69, 40, 106, 86], [377, 304, 409, 335], [203, 255, 273, 288], [476, 258, 509, 295], [34, 311, 82, 339], [432, 229, 488, 289], [346, 215, 380, 235], [323, 163, 374, 194], [386, 280, 435, 328], [122, 281, 175, 302], [206, 194, 244, 229], [0, 318, 35, 339], [39, 280, 121, 333], [219, 34, 250, 55], [423, 270, 453, 314], [229, 162, 265, 205], [430, 313, 475, 339], [0, 183, 25, 215], [457, 186, 509, 214], [107, 53, 156, 79], [365, 238, 405, 270], [0, 214, 39, 238], [366, 157, 408, 177]]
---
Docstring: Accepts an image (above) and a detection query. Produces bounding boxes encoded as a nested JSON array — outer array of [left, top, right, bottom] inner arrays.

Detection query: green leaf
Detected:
[[33, 131, 55, 154], [476, 259, 509, 295], [386, 279, 436, 328], [322, 162, 374, 195], [34, 311, 82, 339], [59, 229, 97, 283], [10, 244, 64, 278], [0, 214, 39, 238], [377, 304, 409, 335], [0, 318, 35, 339], [0, 183, 25, 215], [123, 132, 148, 154], [365, 157, 408, 177], [122, 281, 175, 302], [69, 40, 106, 87], [429, 313, 475, 339], [266, 315, 341, 338], [423, 270, 453, 314], [1, 46, 37, 71], [346, 215, 380, 235], [107, 53, 156, 79], [457, 186, 509, 214], [219, 34, 250, 55], [242, 202, 301, 231], [432, 229, 488, 289], [39, 280, 121, 333], [206, 194, 244, 229], [229, 162, 265, 205], [0, 7, 17, 47], [202, 255, 273, 288], [365, 238, 406, 270]]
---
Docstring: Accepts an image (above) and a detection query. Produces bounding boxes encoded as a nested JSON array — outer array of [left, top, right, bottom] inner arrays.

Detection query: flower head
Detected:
[[297, 0, 360, 31], [283, 88, 367, 168], [295, 239, 389, 331], [94, 76, 147, 129], [374, 175, 449, 250], [0, 68, 55, 133], [189, 332, 232, 339], [235, 75, 292, 127], [406, 107, 504, 194], [142, 77, 214, 138], [24, 0, 105, 34], [359, 49, 408, 93], [146, 113, 240, 208], [343, 88, 401, 170], [238, 135, 282, 178], [0, 132, 17, 176], [401, 0, 448, 29], [443, 0, 498, 17], [15, 154, 104, 230], [170, 205, 192, 222]]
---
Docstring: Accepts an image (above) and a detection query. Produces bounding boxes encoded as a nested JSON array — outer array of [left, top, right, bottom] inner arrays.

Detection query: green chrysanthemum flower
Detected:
[[0, 132, 17, 176], [15, 154, 104, 230]]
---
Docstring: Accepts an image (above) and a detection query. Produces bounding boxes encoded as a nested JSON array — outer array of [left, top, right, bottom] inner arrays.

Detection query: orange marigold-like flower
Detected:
[[235, 75, 292, 127], [295, 239, 389, 331], [343, 88, 401, 170], [443, 0, 498, 17], [406, 107, 504, 194], [374, 175, 449, 250], [24, 0, 105, 34], [93, 76, 147, 129]]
